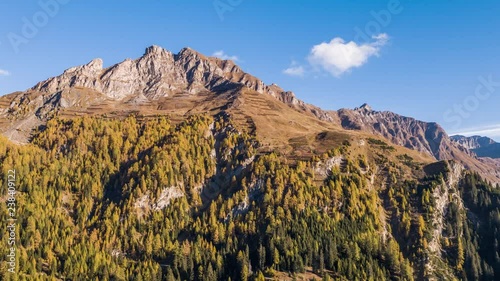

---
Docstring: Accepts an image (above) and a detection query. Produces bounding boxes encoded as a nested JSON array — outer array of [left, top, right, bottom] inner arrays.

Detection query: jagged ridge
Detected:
[[30, 45, 331, 121], [451, 135, 500, 158]]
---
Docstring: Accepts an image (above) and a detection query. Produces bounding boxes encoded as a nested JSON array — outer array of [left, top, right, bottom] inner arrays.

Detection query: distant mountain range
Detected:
[[0, 45, 499, 183], [451, 135, 500, 158]]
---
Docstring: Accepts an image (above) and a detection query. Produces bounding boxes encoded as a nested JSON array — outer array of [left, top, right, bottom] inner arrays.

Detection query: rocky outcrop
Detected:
[[423, 161, 465, 280], [336, 104, 461, 159], [451, 135, 496, 150], [451, 135, 500, 159], [335, 105, 499, 184], [28, 45, 332, 121]]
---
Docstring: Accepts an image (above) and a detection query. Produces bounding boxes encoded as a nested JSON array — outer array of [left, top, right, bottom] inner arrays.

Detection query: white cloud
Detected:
[[283, 61, 305, 77], [452, 124, 500, 139], [0, 69, 10, 76], [212, 50, 239, 62], [308, 33, 389, 77]]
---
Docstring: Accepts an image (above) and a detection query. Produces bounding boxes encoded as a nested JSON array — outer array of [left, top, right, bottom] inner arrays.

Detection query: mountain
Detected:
[[333, 104, 500, 183], [0, 45, 333, 142], [450, 135, 496, 150], [1, 46, 499, 184], [451, 135, 500, 158], [1, 45, 500, 280], [336, 104, 455, 159]]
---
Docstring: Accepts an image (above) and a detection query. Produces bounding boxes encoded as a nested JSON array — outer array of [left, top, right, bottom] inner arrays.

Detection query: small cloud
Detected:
[[283, 66, 304, 77], [283, 61, 305, 77], [452, 124, 500, 139], [308, 33, 389, 77], [0, 69, 10, 76], [212, 50, 239, 62]]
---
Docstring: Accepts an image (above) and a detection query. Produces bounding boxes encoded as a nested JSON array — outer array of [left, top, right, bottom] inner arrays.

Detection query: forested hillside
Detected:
[[0, 114, 499, 280]]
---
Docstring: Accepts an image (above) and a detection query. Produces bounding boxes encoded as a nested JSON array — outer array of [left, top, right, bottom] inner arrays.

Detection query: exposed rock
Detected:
[[153, 187, 184, 210], [134, 186, 184, 213], [451, 135, 496, 149], [339, 106, 454, 159], [355, 103, 372, 112], [425, 161, 464, 279], [315, 156, 344, 178], [26, 45, 333, 121], [335, 105, 499, 184], [451, 135, 500, 159]]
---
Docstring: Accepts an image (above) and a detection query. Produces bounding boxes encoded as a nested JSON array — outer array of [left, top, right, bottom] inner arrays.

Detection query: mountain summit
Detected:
[[29, 45, 330, 120], [355, 103, 372, 112]]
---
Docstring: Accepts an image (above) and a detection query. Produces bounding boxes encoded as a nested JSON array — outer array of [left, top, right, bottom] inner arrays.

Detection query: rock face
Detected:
[[336, 105, 462, 160], [451, 135, 500, 159], [335, 104, 500, 183], [451, 135, 496, 150], [29, 45, 331, 121]]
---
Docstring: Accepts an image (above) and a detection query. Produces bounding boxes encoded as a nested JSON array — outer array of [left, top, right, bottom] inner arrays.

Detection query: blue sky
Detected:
[[0, 0, 499, 140]]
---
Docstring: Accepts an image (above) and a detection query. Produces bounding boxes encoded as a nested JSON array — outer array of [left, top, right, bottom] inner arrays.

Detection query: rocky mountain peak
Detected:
[[338, 106, 457, 159], [63, 58, 103, 75], [176, 47, 206, 64], [141, 45, 174, 62], [451, 135, 497, 150], [32, 57, 105, 95], [356, 103, 373, 112], [178, 47, 197, 56], [144, 45, 167, 55], [23, 45, 335, 121]]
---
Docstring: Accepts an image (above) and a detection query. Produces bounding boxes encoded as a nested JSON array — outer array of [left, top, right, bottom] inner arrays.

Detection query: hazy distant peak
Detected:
[[451, 135, 497, 149]]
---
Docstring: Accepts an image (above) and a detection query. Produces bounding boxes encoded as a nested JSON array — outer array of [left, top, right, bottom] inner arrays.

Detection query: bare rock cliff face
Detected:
[[29, 45, 332, 121], [451, 135, 500, 159], [335, 105, 500, 184], [451, 135, 496, 150], [336, 105, 462, 159]]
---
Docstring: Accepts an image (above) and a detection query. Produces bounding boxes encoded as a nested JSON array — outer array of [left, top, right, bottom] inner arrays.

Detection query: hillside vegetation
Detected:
[[0, 114, 499, 280]]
